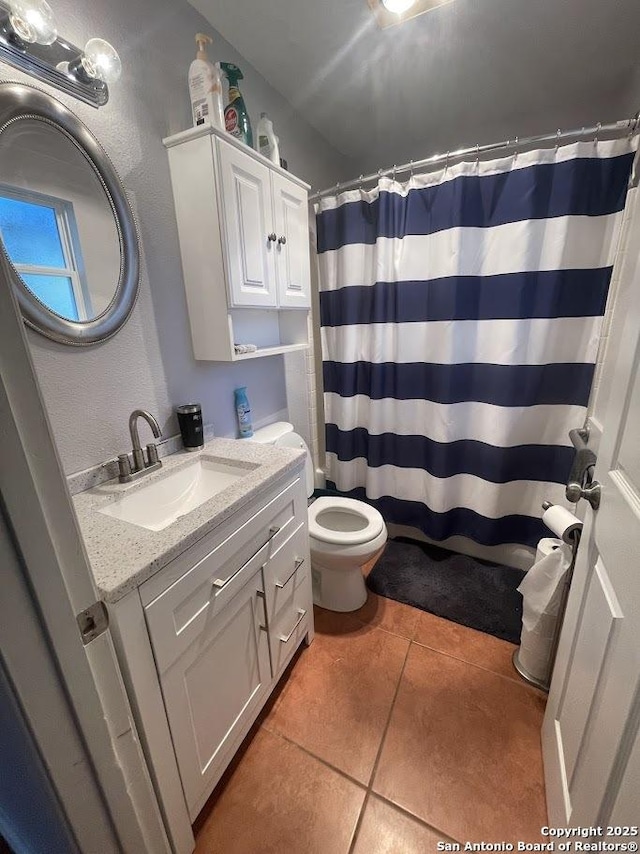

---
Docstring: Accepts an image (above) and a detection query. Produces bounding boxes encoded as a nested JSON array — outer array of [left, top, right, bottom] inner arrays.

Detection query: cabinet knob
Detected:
[[267, 232, 277, 242], [277, 235, 287, 245]]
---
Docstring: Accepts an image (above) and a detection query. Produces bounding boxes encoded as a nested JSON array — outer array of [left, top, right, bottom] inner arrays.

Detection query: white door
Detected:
[[542, 196, 640, 828], [217, 138, 278, 308], [0, 250, 170, 852], [272, 172, 311, 308]]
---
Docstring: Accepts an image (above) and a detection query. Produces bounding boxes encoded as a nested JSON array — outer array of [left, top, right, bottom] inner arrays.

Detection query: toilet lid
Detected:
[[308, 497, 384, 546]]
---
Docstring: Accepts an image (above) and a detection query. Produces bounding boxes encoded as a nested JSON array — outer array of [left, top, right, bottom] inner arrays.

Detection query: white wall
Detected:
[[3, 0, 352, 475]]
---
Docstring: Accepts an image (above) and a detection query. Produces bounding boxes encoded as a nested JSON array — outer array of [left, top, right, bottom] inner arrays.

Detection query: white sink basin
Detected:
[[98, 457, 255, 531]]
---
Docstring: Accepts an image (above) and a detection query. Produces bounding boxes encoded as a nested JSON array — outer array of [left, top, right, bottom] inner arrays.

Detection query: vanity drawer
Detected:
[[145, 539, 270, 674], [263, 522, 309, 625], [269, 569, 312, 677], [140, 475, 305, 607]]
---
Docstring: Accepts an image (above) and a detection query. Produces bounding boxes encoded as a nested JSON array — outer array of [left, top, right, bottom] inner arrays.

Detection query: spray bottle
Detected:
[[188, 34, 225, 129], [219, 62, 253, 148]]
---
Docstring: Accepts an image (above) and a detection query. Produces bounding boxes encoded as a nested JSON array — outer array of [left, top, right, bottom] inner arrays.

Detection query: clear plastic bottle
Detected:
[[234, 387, 253, 438]]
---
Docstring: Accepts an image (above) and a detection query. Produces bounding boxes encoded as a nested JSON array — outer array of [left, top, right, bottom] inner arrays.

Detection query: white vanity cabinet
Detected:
[[108, 472, 313, 853], [164, 125, 311, 361]]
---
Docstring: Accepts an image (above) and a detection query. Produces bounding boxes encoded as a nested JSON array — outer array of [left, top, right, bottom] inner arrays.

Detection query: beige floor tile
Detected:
[[373, 643, 548, 842], [352, 591, 421, 640], [413, 609, 525, 683], [194, 728, 365, 854], [263, 608, 409, 784], [353, 795, 454, 853]]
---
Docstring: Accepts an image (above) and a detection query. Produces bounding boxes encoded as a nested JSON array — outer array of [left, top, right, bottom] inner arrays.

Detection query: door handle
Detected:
[[566, 479, 601, 511], [277, 235, 287, 245], [267, 232, 277, 242]]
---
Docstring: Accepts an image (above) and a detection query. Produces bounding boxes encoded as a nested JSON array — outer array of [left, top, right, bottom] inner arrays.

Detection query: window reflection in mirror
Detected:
[[0, 189, 89, 320], [0, 118, 121, 322]]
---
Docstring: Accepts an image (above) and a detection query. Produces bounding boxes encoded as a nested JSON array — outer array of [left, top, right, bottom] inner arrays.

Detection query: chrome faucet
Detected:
[[117, 409, 163, 483]]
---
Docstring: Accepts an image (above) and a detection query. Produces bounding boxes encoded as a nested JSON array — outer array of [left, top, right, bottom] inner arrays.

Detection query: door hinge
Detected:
[[76, 600, 109, 645]]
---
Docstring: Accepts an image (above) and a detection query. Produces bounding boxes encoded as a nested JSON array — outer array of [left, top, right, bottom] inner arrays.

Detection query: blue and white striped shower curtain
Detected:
[[316, 139, 637, 549]]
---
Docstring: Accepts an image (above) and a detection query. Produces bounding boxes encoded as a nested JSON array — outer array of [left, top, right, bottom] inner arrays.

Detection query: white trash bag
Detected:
[[517, 542, 572, 683]]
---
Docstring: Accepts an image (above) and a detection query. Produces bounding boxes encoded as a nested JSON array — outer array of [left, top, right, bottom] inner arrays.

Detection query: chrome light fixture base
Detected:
[[0, 0, 109, 108]]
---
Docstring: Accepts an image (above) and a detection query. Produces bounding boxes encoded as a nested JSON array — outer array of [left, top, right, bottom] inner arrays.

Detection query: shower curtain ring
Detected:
[[476, 143, 480, 164], [358, 174, 364, 190], [392, 164, 397, 180], [409, 159, 414, 178], [595, 122, 601, 145], [555, 128, 562, 150]]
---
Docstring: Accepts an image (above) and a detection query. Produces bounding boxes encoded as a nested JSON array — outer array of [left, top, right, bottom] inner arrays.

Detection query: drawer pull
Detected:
[[275, 557, 305, 589], [279, 609, 306, 644], [212, 527, 280, 589]]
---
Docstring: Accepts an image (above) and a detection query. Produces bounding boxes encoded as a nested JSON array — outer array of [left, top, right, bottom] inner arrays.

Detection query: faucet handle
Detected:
[[118, 454, 132, 483], [146, 443, 159, 465]]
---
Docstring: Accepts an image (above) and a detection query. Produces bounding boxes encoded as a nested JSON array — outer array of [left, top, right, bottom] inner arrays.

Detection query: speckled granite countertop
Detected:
[[72, 438, 305, 604]]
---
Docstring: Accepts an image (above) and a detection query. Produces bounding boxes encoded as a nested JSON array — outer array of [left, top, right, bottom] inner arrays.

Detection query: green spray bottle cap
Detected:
[[219, 62, 244, 84]]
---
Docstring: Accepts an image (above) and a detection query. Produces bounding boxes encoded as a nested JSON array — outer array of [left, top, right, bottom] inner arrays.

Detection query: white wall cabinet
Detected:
[[164, 125, 311, 361], [108, 473, 313, 853]]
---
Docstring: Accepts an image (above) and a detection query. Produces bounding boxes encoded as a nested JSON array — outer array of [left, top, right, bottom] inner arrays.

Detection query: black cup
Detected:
[[176, 404, 204, 451]]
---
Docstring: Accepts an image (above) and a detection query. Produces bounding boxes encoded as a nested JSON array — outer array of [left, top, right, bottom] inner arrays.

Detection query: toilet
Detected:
[[250, 422, 387, 612]]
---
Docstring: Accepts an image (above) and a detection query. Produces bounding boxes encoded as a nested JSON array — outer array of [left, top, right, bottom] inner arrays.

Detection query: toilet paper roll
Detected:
[[542, 505, 583, 543], [536, 537, 563, 563]]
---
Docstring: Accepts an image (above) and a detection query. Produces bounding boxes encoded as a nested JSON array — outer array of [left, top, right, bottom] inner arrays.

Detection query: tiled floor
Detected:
[[194, 557, 548, 853]]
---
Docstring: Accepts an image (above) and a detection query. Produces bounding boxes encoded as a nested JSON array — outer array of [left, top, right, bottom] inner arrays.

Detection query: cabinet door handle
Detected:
[[267, 232, 277, 242], [275, 558, 304, 589], [256, 588, 268, 631], [279, 609, 306, 643], [277, 235, 287, 245]]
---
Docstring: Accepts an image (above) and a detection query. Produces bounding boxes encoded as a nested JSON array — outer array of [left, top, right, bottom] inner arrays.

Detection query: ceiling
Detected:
[[188, 0, 640, 174]]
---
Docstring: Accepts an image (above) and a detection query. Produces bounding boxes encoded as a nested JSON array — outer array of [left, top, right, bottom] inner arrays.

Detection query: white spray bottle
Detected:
[[188, 33, 225, 130]]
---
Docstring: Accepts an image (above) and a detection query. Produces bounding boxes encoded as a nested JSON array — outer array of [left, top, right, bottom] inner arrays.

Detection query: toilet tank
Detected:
[[250, 422, 313, 497], [250, 422, 294, 445]]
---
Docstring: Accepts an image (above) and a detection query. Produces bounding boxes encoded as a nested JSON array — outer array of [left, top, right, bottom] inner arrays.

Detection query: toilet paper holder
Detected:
[[513, 500, 582, 692]]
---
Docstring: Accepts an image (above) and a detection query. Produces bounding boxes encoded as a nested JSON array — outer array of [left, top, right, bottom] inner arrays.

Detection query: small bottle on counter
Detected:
[[234, 387, 253, 438]]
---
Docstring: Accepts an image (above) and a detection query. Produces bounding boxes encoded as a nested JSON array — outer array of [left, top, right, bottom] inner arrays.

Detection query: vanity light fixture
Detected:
[[68, 37, 122, 85], [0, 0, 121, 106], [7, 0, 57, 45]]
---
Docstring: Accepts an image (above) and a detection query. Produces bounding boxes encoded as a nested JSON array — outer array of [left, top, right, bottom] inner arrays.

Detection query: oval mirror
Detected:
[[0, 83, 139, 345]]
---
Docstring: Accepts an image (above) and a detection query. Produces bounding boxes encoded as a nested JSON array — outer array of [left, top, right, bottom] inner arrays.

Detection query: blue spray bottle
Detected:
[[234, 387, 253, 438]]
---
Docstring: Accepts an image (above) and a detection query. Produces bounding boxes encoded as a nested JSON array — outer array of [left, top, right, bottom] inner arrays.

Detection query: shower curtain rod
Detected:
[[310, 113, 640, 201]]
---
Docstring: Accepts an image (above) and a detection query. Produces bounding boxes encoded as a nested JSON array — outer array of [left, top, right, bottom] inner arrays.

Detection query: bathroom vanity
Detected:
[[73, 439, 314, 854]]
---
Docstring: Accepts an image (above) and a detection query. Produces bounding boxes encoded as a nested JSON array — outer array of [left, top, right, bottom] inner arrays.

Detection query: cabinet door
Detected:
[[272, 172, 311, 308], [217, 139, 278, 307], [155, 566, 271, 818]]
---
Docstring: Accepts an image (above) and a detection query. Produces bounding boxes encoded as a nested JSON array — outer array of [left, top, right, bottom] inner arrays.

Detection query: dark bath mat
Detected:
[[367, 537, 526, 644]]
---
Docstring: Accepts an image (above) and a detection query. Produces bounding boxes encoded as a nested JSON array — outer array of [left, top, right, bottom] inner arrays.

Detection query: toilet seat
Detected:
[[309, 497, 384, 546]]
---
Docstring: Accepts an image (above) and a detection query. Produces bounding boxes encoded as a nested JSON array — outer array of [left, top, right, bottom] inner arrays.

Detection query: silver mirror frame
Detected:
[[0, 82, 139, 345]]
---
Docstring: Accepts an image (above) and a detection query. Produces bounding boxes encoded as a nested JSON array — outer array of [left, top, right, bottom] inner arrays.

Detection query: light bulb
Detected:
[[381, 0, 417, 13], [80, 38, 121, 84], [8, 0, 57, 45]]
